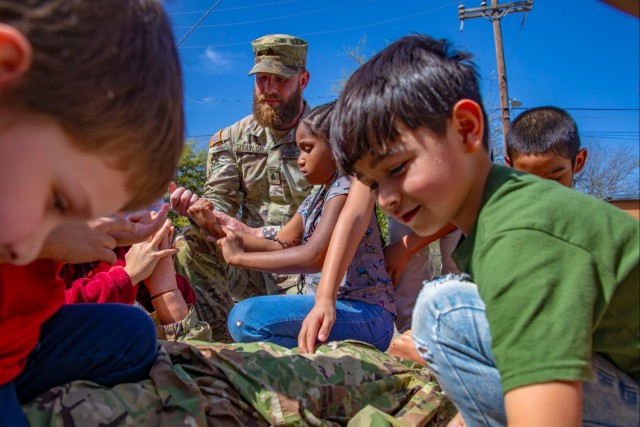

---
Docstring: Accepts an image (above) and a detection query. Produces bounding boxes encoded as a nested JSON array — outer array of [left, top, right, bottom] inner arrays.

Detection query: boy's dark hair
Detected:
[[330, 34, 490, 176], [0, 0, 184, 210], [301, 100, 336, 143], [506, 106, 581, 164]]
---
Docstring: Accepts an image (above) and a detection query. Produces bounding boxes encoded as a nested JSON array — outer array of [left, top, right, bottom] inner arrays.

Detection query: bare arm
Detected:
[[505, 381, 582, 427], [298, 179, 375, 353], [218, 195, 347, 274], [385, 222, 457, 285], [312, 179, 374, 292], [145, 224, 189, 324]]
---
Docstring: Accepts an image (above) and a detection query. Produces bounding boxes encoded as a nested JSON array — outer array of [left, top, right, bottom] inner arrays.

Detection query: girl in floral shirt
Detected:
[[189, 101, 395, 351]]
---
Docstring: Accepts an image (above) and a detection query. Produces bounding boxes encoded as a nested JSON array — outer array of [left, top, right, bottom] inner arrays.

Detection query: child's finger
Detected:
[[318, 320, 332, 342], [305, 322, 320, 353], [150, 220, 172, 245], [222, 226, 234, 237], [298, 321, 311, 353], [167, 225, 175, 244], [153, 248, 180, 259], [306, 331, 317, 354]]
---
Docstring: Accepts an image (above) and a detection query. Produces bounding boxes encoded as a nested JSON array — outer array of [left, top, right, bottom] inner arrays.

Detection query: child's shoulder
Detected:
[[476, 165, 638, 254], [483, 165, 618, 222]]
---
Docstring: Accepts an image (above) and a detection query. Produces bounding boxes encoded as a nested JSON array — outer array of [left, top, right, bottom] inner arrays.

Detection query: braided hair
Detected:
[[301, 100, 337, 143]]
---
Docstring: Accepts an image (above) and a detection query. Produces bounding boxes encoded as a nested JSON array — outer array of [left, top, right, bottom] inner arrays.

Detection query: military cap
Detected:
[[248, 34, 308, 78]]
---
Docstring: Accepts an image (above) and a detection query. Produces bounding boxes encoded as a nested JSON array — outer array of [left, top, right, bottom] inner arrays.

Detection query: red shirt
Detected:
[[0, 260, 65, 385], [59, 247, 195, 306], [61, 258, 137, 305]]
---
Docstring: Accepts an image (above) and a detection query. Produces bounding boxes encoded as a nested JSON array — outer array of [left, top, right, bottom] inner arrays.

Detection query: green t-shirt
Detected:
[[454, 165, 639, 393]]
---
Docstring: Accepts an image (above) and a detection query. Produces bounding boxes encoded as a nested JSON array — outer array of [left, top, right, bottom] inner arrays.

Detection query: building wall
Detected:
[[610, 199, 640, 220]]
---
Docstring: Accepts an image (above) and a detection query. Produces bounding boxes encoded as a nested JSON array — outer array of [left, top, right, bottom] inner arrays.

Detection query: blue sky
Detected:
[[165, 0, 639, 158]]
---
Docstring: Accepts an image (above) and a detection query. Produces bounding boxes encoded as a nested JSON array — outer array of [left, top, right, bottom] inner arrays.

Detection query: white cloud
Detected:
[[191, 96, 216, 104], [199, 48, 233, 74]]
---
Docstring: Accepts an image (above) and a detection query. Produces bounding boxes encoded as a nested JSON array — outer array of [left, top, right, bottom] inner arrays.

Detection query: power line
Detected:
[[511, 107, 639, 112], [169, 0, 297, 15], [459, 0, 534, 152], [176, 0, 223, 47], [173, 0, 375, 29], [177, 3, 457, 49], [188, 95, 336, 104]]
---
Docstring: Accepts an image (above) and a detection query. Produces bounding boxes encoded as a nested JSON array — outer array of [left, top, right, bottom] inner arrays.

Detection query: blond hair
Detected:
[[0, 0, 184, 210]]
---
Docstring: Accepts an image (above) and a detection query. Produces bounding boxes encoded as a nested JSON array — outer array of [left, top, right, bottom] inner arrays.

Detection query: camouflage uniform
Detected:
[[175, 35, 314, 342], [23, 340, 456, 426]]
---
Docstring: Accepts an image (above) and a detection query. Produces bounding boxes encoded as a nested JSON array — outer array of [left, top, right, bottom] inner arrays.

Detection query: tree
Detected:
[[332, 36, 392, 243], [169, 141, 208, 228], [575, 138, 640, 200], [331, 35, 369, 96]]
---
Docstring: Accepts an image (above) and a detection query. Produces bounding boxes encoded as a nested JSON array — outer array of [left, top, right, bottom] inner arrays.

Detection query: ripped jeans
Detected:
[[411, 275, 639, 427]]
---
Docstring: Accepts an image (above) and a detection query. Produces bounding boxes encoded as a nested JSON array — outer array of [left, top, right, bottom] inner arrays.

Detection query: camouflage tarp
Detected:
[[22, 340, 455, 426]]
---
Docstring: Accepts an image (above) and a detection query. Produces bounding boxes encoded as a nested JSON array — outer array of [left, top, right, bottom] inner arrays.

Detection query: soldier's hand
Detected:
[[216, 227, 245, 264], [169, 181, 199, 217], [188, 199, 224, 239]]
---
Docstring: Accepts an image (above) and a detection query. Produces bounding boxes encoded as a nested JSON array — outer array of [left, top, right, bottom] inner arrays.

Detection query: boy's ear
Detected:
[[452, 99, 484, 154], [0, 24, 32, 85], [573, 148, 588, 174]]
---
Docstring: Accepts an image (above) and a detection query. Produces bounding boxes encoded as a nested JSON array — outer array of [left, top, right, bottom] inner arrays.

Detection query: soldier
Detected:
[[170, 34, 314, 342]]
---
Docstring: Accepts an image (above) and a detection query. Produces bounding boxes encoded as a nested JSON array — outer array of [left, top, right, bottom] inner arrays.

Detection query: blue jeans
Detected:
[[411, 276, 640, 427], [228, 295, 395, 351], [1, 304, 158, 427]]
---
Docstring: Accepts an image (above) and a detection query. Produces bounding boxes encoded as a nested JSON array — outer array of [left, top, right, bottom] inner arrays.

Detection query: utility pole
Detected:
[[458, 0, 533, 154]]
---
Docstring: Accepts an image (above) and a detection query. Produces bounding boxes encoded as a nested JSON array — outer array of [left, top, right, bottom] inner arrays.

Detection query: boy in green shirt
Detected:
[[330, 34, 639, 426]]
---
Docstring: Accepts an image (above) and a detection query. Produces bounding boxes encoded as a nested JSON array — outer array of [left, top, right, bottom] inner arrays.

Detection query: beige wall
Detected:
[[610, 199, 640, 220]]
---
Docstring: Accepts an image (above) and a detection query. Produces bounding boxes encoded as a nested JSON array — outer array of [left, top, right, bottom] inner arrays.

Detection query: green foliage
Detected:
[[375, 204, 389, 246], [169, 141, 208, 228]]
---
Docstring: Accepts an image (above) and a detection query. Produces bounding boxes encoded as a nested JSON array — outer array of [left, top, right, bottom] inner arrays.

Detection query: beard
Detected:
[[253, 84, 303, 130]]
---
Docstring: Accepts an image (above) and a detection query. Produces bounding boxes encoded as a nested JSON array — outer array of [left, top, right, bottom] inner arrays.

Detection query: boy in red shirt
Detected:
[[0, 1, 183, 426]]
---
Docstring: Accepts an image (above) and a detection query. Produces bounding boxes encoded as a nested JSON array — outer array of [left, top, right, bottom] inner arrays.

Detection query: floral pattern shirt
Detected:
[[297, 175, 396, 315]]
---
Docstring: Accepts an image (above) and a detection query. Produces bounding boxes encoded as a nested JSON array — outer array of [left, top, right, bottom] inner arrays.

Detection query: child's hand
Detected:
[[216, 227, 245, 264], [124, 219, 179, 284], [297, 297, 336, 354], [169, 181, 200, 217], [40, 218, 122, 264], [384, 239, 412, 286], [212, 210, 259, 236], [110, 204, 170, 247], [188, 199, 224, 239]]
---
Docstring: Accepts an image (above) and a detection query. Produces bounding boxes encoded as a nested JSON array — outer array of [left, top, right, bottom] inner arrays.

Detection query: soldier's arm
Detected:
[[203, 132, 242, 217]]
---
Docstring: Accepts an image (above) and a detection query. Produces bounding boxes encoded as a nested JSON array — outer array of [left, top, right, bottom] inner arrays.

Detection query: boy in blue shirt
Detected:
[[506, 106, 588, 188], [330, 34, 639, 426]]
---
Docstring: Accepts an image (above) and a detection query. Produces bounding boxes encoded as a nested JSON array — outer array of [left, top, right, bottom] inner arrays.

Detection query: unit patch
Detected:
[[267, 167, 281, 185], [209, 129, 224, 148]]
